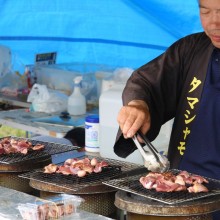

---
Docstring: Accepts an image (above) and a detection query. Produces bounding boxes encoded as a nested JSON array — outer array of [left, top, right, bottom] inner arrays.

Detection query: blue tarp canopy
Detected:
[[0, 0, 202, 72]]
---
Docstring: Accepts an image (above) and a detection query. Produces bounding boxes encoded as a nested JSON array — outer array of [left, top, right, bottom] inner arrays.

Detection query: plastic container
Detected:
[[85, 114, 100, 152], [68, 76, 86, 116], [17, 194, 84, 220]]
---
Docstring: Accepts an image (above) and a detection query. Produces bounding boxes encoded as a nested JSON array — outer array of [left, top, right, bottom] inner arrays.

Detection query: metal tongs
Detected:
[[132, 131, 170, 173]]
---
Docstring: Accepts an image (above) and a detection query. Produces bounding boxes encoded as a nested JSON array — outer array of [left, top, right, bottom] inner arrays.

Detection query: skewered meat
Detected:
[[32, 144, 45, 151], [77, 170, 87, 177], [187, 182, 209, 193], [90, 157, 98, 166], [0, 137, 44, 155], [43, 157, 109, 177], [43, 164, 58, 173], [140, 170, 209, 193]]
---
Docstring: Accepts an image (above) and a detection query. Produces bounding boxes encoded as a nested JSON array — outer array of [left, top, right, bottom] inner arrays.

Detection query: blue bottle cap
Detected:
[[85, 114, 99, 123]]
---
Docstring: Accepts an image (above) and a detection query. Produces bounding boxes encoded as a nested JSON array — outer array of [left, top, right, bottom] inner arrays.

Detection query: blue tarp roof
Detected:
[[0, 0, 202, 72]]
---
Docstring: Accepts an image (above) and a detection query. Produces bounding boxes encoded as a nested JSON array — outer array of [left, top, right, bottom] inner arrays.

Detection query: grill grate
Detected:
[[103, 169, 220, 205], [0, 136, 80, 164], [19, 156, 145, 192]]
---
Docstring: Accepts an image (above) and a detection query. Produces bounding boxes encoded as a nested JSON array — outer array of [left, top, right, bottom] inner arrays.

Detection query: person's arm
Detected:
[[114, 37, 186, 158]]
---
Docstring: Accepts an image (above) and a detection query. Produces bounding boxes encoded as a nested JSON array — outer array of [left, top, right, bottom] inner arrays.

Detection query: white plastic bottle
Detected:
[[67, 76, 86, 115], [85, 114, 100, 152]]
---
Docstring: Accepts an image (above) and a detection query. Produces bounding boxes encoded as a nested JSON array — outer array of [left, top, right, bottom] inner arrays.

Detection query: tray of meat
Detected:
[[43, 157, 120, 177], [0, 136, 80, 164], [19, 156, 146, 194], [102, 169, 220, 204]]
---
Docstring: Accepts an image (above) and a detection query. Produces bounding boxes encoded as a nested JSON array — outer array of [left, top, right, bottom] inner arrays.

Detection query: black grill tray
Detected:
[[19, 156, 146, 192], [103, 169, 220, 204], [32, 165, 122, 185], [0, 136, 80, 165]]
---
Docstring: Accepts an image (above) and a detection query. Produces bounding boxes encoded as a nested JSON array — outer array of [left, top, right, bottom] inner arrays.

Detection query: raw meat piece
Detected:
[[139, 170, 209, 193]]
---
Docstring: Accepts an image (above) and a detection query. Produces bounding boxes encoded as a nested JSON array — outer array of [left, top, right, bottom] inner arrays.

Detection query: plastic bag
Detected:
[[27, 84, 68, 113], [0, 71, 27, 95], [0, 45, 11, 78]]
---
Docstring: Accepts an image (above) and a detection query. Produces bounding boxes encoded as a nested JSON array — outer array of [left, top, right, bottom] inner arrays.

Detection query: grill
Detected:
[[0, 136, 80, 164], [19, 156, 146, 217], [0, 136, 80, 172], [103, 169, 220, 205], [19, 156, 146, 194], [115, 190, 220, 220], [0, 136, 82, 194]]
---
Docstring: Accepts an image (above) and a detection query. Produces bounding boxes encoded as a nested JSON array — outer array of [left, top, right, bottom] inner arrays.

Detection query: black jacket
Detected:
[[114, 32, 214, 168]]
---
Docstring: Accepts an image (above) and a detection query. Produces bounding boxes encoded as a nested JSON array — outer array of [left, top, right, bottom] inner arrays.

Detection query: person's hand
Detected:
[[117, 100, 151, 139]]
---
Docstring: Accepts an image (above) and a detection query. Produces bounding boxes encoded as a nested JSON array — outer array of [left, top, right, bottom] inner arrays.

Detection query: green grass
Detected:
[[0, 125, 26, 138]]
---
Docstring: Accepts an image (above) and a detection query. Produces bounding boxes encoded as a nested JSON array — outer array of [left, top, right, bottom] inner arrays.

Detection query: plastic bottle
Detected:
[[85, 114, 100, 152], [67, 76, 86, 115], [25, 66, 32, 92]]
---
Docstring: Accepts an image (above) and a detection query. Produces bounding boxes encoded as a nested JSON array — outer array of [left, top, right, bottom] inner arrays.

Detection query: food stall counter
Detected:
[[0, 185, 114, 220], [0, 109, 83, 137]]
